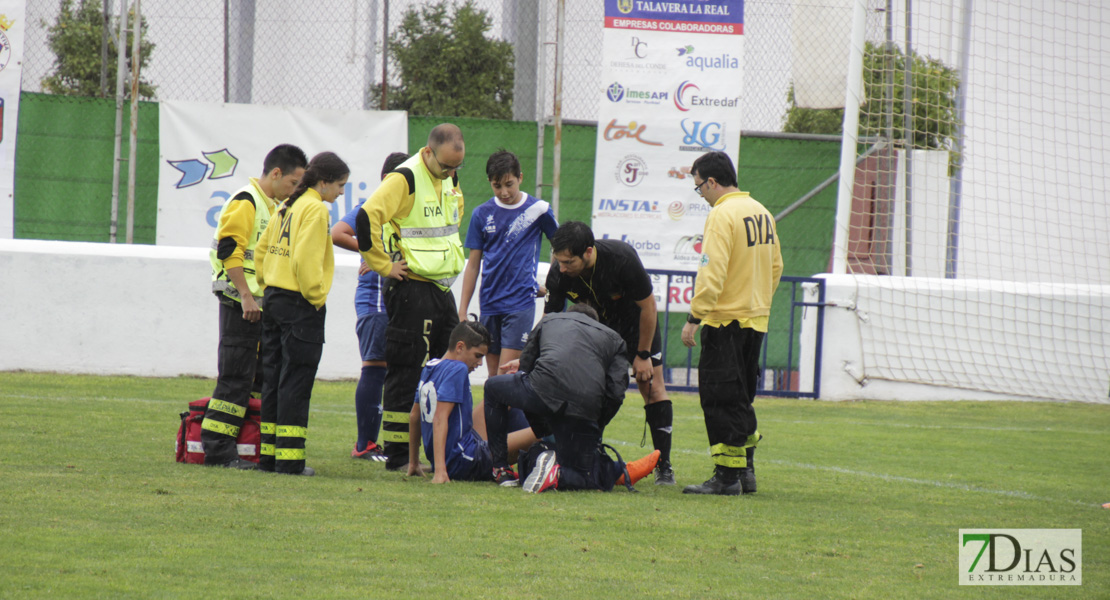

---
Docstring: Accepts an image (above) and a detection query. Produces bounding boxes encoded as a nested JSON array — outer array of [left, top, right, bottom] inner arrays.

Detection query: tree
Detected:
[[41, 0, 157, 99], [783, 41, 959, 150], [374, 1, 513, 119]]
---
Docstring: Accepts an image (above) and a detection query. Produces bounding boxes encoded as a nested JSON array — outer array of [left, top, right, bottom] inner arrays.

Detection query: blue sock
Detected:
[[355, 365, 386, 450]]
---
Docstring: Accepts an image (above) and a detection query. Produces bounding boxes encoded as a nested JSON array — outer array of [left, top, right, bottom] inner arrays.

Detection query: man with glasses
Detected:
[[356, 123, 467, 471], [681, 151, 783, 496]]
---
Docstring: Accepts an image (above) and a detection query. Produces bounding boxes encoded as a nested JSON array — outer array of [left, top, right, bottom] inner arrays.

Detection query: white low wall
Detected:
[[0, 239, 363, 379], [0, 239, 554, 384], [800, 273, 1110, 403]]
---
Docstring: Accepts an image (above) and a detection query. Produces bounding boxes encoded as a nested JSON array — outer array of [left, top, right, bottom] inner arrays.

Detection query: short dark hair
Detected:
[[287, 151, 349, 204], [449, 319, 491, 350], [486, 149, 522, 181], [262, 144, 308, 177], [381, 152, 408, 179], [428, 123, 464, 151], [567, 303, 599, 321], [550, 221, 595, 257], [690, 151, 738, 188]]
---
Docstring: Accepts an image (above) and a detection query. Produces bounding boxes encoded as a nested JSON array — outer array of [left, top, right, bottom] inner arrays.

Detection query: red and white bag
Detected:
[[175, 397, 261, 464]]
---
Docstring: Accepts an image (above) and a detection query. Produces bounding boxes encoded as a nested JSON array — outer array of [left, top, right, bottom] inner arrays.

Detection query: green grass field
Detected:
[[2, 371, 1106, 599]]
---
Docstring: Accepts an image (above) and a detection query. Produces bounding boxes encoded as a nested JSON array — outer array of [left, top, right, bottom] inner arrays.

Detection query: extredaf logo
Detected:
[[674, 80, 739, 111], [959, 529, 1081, 586]]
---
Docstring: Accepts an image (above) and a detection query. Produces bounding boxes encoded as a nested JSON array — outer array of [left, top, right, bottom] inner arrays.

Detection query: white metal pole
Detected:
[[534, 1, 548, 197], [551, 0, 565, 219], [125, 0, 142, 244], [109, 0, 128, 243], [830, 0, 869, 274]]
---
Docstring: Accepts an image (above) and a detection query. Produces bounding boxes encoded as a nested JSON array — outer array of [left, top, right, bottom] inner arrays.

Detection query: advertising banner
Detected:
[[157, 100, 406, 247], [0, 2, 24, 239], [594, 0, 745, 300]]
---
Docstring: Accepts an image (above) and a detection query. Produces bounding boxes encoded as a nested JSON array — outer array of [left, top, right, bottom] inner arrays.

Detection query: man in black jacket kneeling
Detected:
[[484, 304, 659, 493]]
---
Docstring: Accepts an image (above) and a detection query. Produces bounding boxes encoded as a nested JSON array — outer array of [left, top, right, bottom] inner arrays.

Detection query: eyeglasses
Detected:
[[693, 179, 708, 196], [432, 149, 464, 172]]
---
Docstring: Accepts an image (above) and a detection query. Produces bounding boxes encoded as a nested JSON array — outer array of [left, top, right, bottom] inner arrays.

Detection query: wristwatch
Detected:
[[636, 350, 652, 360], [686, 314, 702, 325]]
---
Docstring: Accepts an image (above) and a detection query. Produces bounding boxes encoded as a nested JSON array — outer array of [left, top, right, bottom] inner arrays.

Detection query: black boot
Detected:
[[740, 447, 756, 494], [682, 467, 741, 496]]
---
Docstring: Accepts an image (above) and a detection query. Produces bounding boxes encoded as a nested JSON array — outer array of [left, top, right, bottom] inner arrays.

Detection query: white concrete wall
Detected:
[[800, 274, 1110, 404], [0, 239, 551, 384], [0, 239, 362, 379]]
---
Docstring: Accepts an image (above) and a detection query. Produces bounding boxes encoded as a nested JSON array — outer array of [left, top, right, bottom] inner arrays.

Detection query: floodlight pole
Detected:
[[109, 0, 129, 243], [551, 0, 565, 219], [126, 0, 142, 244]]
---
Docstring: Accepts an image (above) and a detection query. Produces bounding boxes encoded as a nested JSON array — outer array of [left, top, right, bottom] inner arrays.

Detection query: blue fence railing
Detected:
[[650, 273, 826, 399]]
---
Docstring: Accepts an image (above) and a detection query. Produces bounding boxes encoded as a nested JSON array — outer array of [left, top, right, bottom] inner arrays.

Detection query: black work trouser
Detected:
[[485, 373, 620, 491], [202, 298, 263, 465], [698, 322, 763, 461], [259, 288, 325, 474], [381, 278, 459, 469]]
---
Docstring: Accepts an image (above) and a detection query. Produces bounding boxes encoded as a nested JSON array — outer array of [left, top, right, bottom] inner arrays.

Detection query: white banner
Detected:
[[594, 0, 745, 284], [0, 3, 25, 239], [157, 100, 407, 247]]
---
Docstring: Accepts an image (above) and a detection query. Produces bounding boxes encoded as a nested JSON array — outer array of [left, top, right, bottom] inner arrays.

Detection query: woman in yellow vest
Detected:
[[255, 151, 349, 476]]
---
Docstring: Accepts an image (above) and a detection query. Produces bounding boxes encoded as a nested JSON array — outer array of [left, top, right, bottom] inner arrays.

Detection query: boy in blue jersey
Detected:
[[331, 152, 410, 462], [406, 320, 537, 484], [457, 150, 559, 378]]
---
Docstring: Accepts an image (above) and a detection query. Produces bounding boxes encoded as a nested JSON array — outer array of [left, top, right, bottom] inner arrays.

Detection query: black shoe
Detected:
[[279, 466, 315, 476], [682, 473, 741, 496], [654, 460, 676, 486], [219, 458, 258, 471], [741, 447, 757, 494]]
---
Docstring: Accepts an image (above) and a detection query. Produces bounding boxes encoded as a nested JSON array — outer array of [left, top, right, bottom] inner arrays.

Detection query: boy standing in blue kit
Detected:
[[457, 150, 559, 378]]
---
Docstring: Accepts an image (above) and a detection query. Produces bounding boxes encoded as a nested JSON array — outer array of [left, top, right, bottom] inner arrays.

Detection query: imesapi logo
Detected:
[[959, 529, 1081, 586], [606, 81, 669, 105]]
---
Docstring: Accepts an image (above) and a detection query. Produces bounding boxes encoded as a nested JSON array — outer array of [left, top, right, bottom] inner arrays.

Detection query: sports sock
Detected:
[[355, 365, 386, 450], [644, 400, 673, 465]]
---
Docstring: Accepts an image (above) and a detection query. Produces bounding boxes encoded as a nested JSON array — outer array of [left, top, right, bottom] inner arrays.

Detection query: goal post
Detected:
[[821, 0, 1110, 403]]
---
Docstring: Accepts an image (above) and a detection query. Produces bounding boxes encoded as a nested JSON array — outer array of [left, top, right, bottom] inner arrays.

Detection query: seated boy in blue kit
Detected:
[[406, 320, 536, 484]]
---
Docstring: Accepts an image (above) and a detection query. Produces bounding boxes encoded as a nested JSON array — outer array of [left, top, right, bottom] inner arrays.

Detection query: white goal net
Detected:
[[831, 0, 1109, 402]]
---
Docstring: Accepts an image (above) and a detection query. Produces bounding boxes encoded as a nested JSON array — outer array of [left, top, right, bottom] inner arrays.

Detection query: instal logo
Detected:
[[959, 529, 1081, 586]]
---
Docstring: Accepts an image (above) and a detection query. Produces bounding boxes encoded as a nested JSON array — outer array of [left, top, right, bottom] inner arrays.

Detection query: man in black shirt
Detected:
[[543, 221, 676, 485]]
